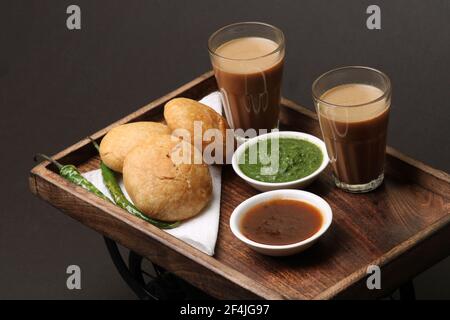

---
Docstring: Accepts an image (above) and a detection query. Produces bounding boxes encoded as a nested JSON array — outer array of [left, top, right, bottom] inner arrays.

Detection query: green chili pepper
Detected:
[[36, 154, 111, 203], [90, 139, 180, 230]]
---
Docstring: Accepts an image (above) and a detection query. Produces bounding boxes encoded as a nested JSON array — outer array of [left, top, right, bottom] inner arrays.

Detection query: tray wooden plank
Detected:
[[29, 71, 450, 299]]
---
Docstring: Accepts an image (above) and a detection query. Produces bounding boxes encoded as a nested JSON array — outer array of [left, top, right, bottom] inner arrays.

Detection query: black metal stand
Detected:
[[399, 280, 416, 300], [103, 237, 156, 300], [105, 237, 415, 300], [104, 237, 212, 300]]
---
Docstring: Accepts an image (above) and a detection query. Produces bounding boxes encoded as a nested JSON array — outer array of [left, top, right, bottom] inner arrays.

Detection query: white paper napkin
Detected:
[[82, 92, 223, 256]]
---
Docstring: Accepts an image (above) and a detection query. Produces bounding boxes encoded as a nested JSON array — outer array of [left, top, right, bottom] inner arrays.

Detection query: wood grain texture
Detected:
[[29, 71, 450, 300]]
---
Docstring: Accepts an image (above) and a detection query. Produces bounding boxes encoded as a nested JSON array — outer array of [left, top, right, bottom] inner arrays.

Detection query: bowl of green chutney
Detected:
[[232, 131, 329, 191]]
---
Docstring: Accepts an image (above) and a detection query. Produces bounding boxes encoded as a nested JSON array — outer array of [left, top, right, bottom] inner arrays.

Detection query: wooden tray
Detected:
[[29, 71, 450, 299]]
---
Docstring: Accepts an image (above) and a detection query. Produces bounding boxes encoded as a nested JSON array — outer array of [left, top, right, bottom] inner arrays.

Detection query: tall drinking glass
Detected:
[[208, 22, 285, 142], [312, 66, 391, 193]]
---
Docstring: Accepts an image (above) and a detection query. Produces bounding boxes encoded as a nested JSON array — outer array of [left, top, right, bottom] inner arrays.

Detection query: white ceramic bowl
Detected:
[[231, 131, 329, 192], [230, 189, 333, 256]]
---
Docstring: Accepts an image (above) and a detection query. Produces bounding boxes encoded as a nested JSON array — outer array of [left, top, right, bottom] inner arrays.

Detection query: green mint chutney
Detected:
[[239, 138, 323, 183]]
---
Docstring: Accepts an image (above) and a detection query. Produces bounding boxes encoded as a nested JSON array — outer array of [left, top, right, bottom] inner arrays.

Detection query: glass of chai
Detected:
[[312, 66, 391, 193], [208, 22, 285, 142]]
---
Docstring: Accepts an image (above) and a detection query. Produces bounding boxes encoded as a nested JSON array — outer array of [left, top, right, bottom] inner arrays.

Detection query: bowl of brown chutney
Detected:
[[229, 189, 332, 256]]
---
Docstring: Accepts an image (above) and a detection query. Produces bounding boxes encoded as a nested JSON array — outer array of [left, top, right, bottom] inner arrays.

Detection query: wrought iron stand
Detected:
[[104, 237, 211, 300], [104, 237, 415, 300]]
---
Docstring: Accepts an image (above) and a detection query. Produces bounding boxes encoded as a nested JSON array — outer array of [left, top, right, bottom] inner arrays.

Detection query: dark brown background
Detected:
[[1, 0, 449, 299]]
